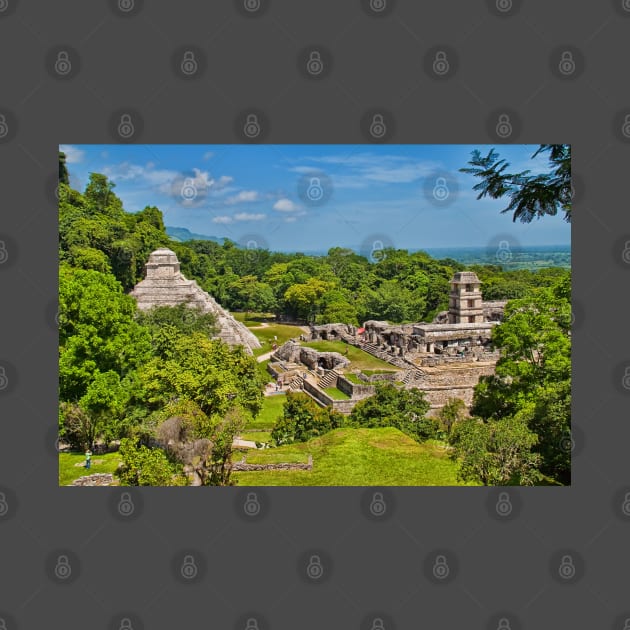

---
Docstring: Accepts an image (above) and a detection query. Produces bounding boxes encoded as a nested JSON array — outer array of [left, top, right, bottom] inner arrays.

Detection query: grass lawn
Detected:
[[232, 312, 276, 328], [343, 373, 364, 384], [251, 323, 305, 356], [362, 369, 394, 375], [302, 341, 398, 372], [233, 427, 477, 486], [323, 386, 351, 400], [240, 431, 272, 443], [246, 393, 286, 430], [59, 451, 122, 486], [257, 358, 273, 384]]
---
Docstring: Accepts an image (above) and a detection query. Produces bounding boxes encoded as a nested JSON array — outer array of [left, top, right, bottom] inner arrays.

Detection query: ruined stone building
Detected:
[[130, 248, 261, 355], [305, 271, 507, 413]]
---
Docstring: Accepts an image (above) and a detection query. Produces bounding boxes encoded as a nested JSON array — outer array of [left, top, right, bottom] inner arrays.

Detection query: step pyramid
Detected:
[[129, 248, 262, 355]]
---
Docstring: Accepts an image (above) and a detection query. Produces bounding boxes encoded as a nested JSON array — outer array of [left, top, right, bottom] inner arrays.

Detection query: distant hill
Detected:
[[166, 226, 226, 243]]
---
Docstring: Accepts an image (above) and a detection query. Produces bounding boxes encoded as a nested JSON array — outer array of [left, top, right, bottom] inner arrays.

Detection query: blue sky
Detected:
[[60, 144, 570, 252]]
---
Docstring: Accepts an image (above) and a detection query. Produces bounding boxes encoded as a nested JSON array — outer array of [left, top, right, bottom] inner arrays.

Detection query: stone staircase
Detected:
[[288, 375, 304, 392], [333, 331, 427, 383], [318, 369, 339, 389]]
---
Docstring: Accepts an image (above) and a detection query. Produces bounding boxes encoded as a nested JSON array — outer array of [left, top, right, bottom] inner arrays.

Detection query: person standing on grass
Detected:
[[85, 448, 92, 470]]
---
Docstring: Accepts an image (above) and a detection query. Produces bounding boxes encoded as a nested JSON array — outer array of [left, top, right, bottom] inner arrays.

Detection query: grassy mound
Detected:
[[233, 427, 475, 486]]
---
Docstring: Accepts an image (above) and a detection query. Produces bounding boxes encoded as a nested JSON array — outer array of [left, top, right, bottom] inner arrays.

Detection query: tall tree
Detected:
[[459, 144, 571, 223]]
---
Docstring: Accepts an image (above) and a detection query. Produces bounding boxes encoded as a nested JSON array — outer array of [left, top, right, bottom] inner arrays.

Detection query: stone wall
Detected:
[[337, 375, 376, 399], [273, 341, 350, 371], [70, 473, 114, 486], [233, 455, 313, 471]]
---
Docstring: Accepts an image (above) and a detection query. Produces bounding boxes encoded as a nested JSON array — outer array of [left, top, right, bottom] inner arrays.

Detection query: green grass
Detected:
[[301, 341, 397, 372], [233, 427, 477, 486], [246, 393, 286, 430], [323, 387, 351, 400], [256, 358, 273, 384], [362, 369, 394, 375], [240, 431, 272, 443], [232, 312, 277, 328], [251, 323, 305, 356], [343, 373, 364, 384], [59, 451, 122, 486]]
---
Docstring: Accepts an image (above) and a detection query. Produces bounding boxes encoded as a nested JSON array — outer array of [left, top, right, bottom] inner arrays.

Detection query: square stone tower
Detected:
[[448, 271, 484, 323]]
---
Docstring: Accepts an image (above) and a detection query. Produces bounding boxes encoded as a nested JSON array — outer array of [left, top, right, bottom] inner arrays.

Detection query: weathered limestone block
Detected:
[[273, 341, 350, 370]]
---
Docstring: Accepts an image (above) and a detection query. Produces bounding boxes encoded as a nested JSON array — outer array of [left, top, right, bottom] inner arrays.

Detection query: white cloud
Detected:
[[225, 190, 259, 205], [289, 153, 441, 189], [212, 215, 233, 224], [273, 198, 301, 212], [202, 151, 214, 160], [59, 145, 85, 164], [234, 212, 266, 221], [284, 216, 297, 223]]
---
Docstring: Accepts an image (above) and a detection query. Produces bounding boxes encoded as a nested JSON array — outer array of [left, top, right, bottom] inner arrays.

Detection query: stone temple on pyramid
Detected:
[[130, 248, 262, 355]]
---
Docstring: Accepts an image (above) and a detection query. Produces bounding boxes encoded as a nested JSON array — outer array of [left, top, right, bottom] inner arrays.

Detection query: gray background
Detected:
[[0, 0, 629, 628]]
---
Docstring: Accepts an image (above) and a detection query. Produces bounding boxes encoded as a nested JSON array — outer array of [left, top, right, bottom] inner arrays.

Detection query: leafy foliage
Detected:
[[116, 437, 187, 486], [349, 383, 437, 442], [459, 144, 571, 223], [271, 393, 345, 446], [449, 416, 542, 486]]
